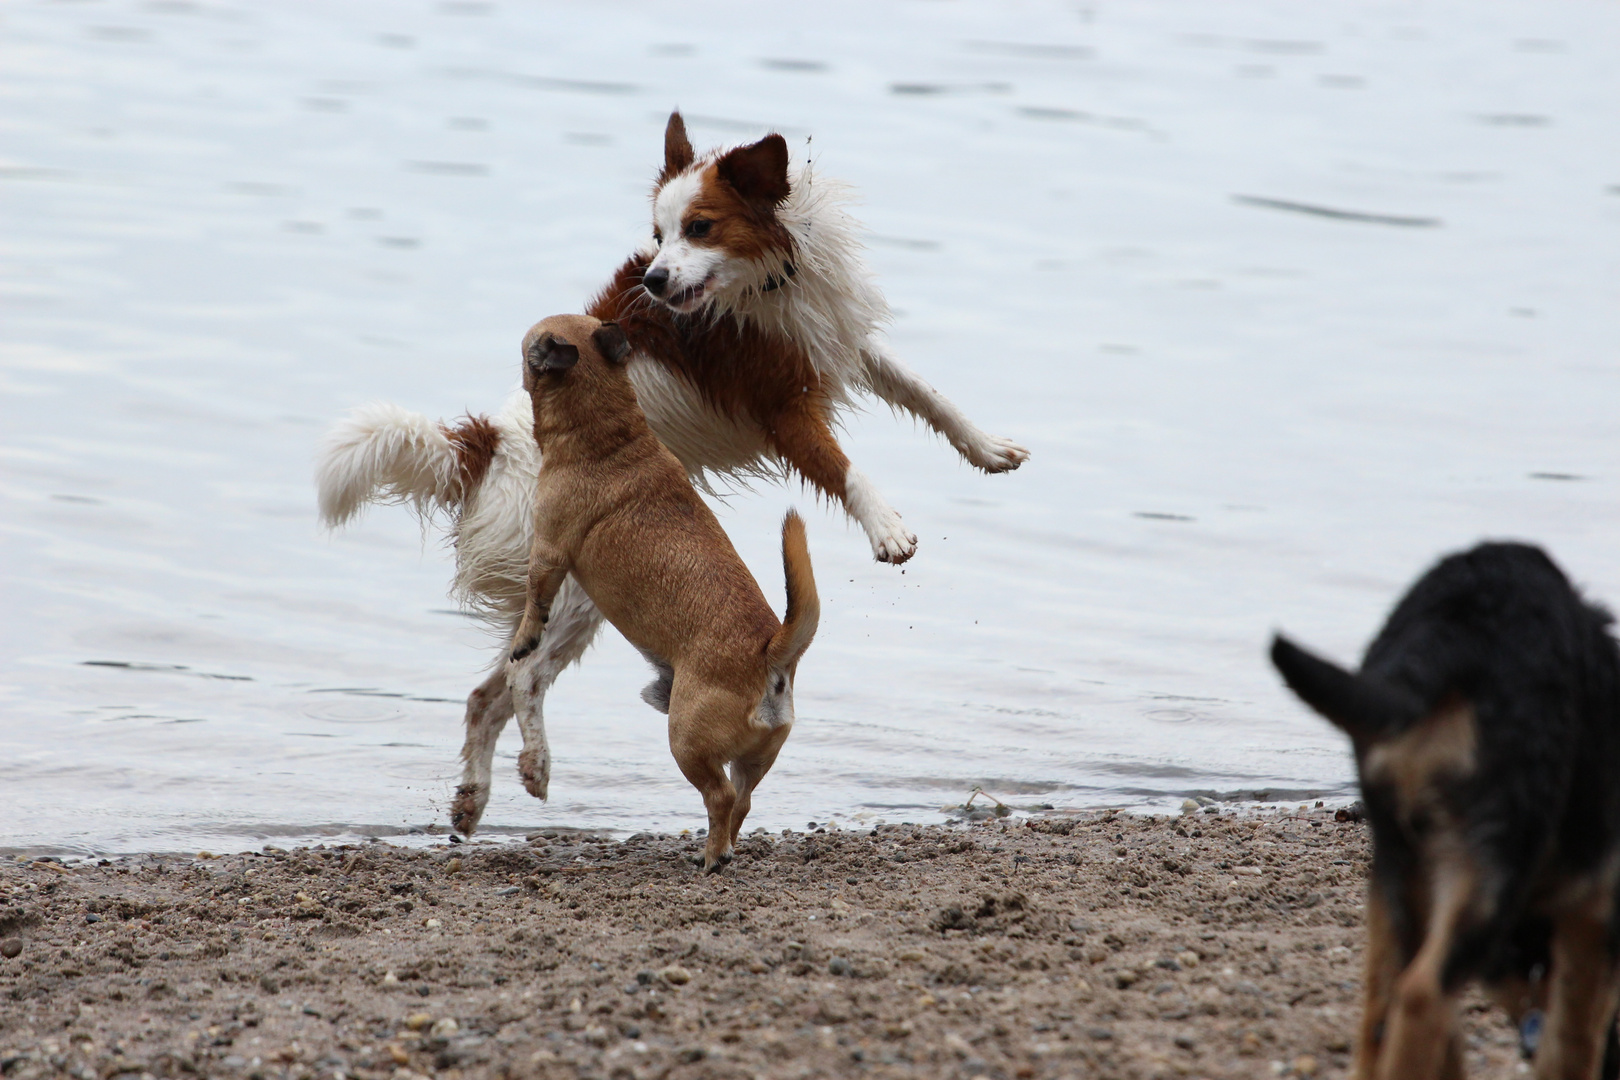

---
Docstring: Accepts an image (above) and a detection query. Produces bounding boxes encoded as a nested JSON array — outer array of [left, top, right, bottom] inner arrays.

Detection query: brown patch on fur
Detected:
[[715, 133, 791, 207], [443, 415, 500, 497], [684, 160, 795, 261], [588, 256, 849, 501], [1362, 696, 1478, 820]]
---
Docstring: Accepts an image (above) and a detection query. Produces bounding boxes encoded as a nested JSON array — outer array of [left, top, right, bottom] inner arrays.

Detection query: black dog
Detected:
[[1271, 542, 1620, 1080]]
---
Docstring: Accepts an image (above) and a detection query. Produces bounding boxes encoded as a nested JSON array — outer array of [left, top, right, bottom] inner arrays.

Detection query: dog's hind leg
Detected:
[[1536, 890, 1620, 1080], [726, 725, 792, 850], [450, 663, 514, 835], [507, 575, 603, 802], [667, 684, 753, 872], [860, 344, 1028, 473]]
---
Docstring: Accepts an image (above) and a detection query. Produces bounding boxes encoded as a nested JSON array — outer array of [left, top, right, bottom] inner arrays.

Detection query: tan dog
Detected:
[[507, 313, 818, 872]]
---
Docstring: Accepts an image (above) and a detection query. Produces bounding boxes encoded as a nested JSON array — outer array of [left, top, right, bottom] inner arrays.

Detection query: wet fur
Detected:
[[1272, 542, 1620, 1080], [507, 314, 818, 873]]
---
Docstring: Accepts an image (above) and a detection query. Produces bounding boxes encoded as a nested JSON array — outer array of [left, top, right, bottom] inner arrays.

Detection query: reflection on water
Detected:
[[2, 0, 1617, 855]]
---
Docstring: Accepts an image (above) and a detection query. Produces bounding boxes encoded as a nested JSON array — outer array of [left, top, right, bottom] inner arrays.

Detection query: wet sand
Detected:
[[0, 810, 1523, 1080]]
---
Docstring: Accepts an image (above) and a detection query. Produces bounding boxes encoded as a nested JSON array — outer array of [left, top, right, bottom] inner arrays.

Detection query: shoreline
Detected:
[[0, 809, 1523, 1080]]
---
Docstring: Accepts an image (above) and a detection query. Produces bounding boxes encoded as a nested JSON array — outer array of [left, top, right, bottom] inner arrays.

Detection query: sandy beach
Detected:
[[0, 810, 1527, 1080]]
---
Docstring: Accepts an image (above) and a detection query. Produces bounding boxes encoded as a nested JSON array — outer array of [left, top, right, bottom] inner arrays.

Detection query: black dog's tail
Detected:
[[1270, 634, 1425, 741]]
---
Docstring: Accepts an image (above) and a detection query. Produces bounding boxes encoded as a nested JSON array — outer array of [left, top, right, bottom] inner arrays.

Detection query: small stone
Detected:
[[382, 971, 399, 986], [1113, 969, 1138, 989], [1087, 1028, 1114, 1041], [1292, 1055, 1320, 1077], [405, 1013, 433, 1031], [1174, 1034, 1196, 1050], [828, 957, 853, 977], [445, 858, 462, 874], [85, 913, 102, 924], [635, 970, 655, 985], [0, 938, 20, 959], [423, 918, 442, 929], [1180, 799, 1199, 814], [1176, 950, 1201, 969], [258, 975, 279, 994], [679, 1047, 707, 1063], [429, 1017, 458, 1038], [386, 1044, 410, 1066], [583, 1025, 610, 1047], [660, 964, 692, 986]]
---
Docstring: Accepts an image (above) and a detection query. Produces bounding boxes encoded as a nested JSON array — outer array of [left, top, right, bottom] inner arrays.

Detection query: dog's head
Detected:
[[520, 314, 634, 432], [640, 111, 796, 315]]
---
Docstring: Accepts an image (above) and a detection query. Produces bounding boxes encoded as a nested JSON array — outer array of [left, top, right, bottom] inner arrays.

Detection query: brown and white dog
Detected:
[[510, 313, 817, 871], [316, 112, 1028, 835]]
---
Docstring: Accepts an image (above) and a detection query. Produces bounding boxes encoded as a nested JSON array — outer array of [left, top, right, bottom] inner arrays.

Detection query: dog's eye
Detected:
[[652, 230, 663, 245], [686, 219, 712, 238]]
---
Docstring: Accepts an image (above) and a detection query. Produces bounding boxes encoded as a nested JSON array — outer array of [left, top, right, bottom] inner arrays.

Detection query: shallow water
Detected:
[[3, 0, 1617, 856]]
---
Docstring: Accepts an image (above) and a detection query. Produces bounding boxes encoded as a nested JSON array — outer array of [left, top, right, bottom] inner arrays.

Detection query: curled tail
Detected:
[[1270, 634, 1424, 742], [315, 403, 499, 528], [767, 510, 819, 672]]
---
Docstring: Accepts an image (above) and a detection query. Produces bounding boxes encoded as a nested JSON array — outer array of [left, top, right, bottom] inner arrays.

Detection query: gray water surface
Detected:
[[3, 0, 1617, 855]]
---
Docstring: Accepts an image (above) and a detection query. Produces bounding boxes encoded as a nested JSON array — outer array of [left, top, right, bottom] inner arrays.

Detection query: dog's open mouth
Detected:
[[661, 275, 716, 313]]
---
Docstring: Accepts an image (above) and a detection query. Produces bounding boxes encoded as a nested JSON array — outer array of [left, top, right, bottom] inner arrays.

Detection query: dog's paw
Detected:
[[968, 433, 1030, 474], [871, 520, 918, 565], [509, 634, 539, 663], [517, 748, 550, 801], [703, 850, 734, 874], [450, 784, 486, 837]]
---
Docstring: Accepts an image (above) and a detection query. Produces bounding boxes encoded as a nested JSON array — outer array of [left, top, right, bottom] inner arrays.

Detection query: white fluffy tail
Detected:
[[316, 403, 482, 528]]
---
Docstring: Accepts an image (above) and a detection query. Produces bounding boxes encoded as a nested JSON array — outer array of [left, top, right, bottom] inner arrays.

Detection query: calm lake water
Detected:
[[3, 0, 1617, 855]]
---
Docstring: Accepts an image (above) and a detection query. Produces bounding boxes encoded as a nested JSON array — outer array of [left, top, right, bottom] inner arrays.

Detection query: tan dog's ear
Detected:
[[662, 112, 694, 181], [592, 322, 631, 364], [525, 333, 579, 377], [716, 133, 789, 206]]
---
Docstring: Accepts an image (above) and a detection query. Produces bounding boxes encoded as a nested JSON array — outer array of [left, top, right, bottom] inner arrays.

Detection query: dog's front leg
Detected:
[[770, 398, 917, 564], [861, 344, 1029, 473], [505, 536, 573, 801], [505, 575, 604, 803], [510, 541, 570, 662], [1537, 892, 1620, 1080]]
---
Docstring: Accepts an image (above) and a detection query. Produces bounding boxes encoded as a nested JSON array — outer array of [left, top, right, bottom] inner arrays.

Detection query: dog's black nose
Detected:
[[642, 266, 670, 296]]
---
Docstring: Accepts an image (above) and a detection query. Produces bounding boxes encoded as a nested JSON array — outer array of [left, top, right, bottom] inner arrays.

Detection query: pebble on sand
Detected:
[[0, 938, 21, 959], [660, 965, 692, 986]]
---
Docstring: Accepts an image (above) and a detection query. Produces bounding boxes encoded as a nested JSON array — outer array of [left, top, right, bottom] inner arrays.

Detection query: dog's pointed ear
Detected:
[[662, 111, 694, 181], [525, 333, 579, 377], [592, 322, 631, 364], [716, 133, 790, 206]]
